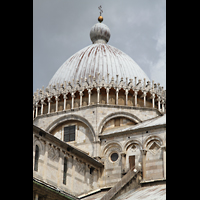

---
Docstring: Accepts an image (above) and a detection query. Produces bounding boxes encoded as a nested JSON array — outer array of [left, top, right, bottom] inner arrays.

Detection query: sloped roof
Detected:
[[100, 114, 166, 137], [33, 125, 104, 168], [33, 177, 79, 200], [115, 184, 166, 200]]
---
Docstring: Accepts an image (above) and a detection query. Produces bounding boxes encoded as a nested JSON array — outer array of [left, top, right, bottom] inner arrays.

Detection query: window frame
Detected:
[[34, 145, 39, 171], [62, 124, 76, 143], [63, 157, 67, 185], [110, 152, 119, 163]]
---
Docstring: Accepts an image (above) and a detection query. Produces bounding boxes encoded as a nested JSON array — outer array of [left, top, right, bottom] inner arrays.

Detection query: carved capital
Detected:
[[63, 94, 68, 99], [140, 149, 148, 155], [120, 152, 126, 157], [71, 93, 75, 98], [88, 89, 92, 95], [55, 96, 60, 101], [161, 146, 166, 151]]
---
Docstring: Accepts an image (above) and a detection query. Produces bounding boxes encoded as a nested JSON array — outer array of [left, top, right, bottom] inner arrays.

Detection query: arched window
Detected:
[[34, 145, 39, 171], [63, 157, 67, 185]]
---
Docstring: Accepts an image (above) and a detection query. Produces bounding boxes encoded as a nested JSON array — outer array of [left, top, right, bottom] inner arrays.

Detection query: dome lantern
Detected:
[[90, 23, 110, 44], [90, 5, 110, 44]]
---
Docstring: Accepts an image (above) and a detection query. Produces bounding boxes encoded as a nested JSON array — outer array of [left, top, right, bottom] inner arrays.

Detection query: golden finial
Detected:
[[98, 5, 103, 23]]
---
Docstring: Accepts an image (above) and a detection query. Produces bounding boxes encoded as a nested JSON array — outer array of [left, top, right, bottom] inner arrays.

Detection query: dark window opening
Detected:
[[111, 153, 119, 162], [34, 145, 39, 171], [39, 131, 43, 136], [129, 155, 135, 170], [63, 157, 67, 185], [64, 125, 76, 142], [115, 118, 120, 127], [90, 167, 95, 175]]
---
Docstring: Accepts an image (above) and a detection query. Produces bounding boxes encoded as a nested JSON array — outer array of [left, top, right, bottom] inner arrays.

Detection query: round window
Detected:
[[110, 153, 119, 162]]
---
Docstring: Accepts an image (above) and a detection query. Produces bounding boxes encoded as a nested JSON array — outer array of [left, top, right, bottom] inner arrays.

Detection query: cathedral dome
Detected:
[[48, 21, 150, 87]]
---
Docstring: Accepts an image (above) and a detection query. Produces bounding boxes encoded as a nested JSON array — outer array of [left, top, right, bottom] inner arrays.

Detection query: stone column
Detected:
[[134, 91, 138, 106], [47, 97, 51, 114], [88, 89, 91, 106], [33, 106, 35, 120], [116, 88, 119, 105], [55, 96, 59, 112], [157, 96, 161, 111], [152, 93, 155, 108], [71, 93, 75, 109], [106, 88, 109, 105], [143, 92, 146, 107], [79, 91, 83, 107], [40, 99, 44, 115], [120, 152, 126, 173], [35, 102, 38, 117], [161, 100, 165, 112], [162, 146, 166, 179], [63, 94, 67, 111], [125, 89, 128, 105], [141, 149, 147, 181], [97, 88, 100, 104]]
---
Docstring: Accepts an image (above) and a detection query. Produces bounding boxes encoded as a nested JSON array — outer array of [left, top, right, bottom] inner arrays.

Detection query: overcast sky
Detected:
[[33, 0, 166, 93]]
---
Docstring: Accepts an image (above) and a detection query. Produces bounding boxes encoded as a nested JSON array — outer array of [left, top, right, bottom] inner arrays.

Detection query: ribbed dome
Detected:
[[48, 43, 150, 86]]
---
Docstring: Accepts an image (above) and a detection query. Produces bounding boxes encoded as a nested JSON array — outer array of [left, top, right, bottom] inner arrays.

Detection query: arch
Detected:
[[102, 141, 123, 156], [45, 114, 96, 142], [123, 139, 142, 152], [98, 112, 142, 135], [143, 135, 163, 150], [33, 138, 44, 155]]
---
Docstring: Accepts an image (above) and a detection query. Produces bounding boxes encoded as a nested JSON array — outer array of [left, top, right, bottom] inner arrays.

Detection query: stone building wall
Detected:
[[100, 127, 166, 186], [33, 128, 102, 197], [33, 104, 165, 193]]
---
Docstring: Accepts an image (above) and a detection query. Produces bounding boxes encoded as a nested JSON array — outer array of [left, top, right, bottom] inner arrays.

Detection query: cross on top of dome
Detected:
[[98, 5, 103, 16], [98, 5, 103, 23], [90, 6, 110, 44]]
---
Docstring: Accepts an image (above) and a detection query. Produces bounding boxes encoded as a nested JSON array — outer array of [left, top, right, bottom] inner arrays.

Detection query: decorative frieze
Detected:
[[33, 74, 166, 119]]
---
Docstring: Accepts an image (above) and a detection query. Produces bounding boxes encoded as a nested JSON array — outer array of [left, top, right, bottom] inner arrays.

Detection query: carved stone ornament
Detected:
[[48, 146, 59, 161]]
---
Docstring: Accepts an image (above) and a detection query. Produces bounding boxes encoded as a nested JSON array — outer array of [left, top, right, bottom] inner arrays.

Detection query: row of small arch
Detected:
[[102, 134, 165, 157]]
